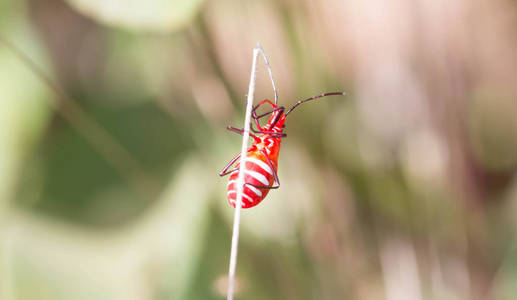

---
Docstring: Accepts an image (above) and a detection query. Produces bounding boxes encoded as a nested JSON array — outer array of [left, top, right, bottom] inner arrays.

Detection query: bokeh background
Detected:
[[1, 0, 517, 299]]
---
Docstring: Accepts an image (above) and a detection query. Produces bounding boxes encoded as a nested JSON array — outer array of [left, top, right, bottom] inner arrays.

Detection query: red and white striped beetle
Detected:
[[219, 92, 344, 208]]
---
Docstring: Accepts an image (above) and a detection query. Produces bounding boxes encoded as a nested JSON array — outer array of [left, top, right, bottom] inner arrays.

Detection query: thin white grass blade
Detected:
[[227, 44, 262, 300]]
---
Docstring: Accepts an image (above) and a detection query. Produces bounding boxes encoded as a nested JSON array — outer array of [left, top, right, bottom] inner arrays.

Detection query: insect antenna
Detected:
[[284, 92, 345, 116]]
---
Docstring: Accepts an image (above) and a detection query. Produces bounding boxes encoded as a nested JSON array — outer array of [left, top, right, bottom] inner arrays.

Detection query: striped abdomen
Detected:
[[227, 151, 277, 208]]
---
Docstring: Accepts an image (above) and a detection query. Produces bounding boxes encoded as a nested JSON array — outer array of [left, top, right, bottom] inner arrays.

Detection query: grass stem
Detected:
[[226, 44, 261, 300]]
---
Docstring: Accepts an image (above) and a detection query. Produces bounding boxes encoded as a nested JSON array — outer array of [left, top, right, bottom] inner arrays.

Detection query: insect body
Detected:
[[219, 92, 344, 208]]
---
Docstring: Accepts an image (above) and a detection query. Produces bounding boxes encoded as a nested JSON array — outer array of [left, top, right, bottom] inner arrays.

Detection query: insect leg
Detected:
[[253, 107, 284, 120], [229, 123, 286, 138], [251, 100, 276, 130], [228, 124, 285, 139], [251, 100, 278, 117], [219, 153, 241, 176], [226, 126, 262, 143], [245, 150, 280, 189], [262, 150, 280, 188], [250, 127, 286, 138]]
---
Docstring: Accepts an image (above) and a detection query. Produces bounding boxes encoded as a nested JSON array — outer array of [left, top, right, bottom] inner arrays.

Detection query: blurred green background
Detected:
[[1, 0, 517, 299]]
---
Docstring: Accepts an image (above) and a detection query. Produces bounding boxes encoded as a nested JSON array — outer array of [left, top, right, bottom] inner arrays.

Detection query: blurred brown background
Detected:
[[1, 0, 517, 299]]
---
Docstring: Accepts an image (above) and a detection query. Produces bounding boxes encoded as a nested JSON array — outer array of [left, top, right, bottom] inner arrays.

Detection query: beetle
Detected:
[[219, 92, 344, 208]]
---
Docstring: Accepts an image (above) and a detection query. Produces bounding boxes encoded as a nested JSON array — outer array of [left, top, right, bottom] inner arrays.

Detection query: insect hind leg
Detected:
[[246, 150, 280, 189], [219, 153, 241, 176], [251, 100, 277, 131]]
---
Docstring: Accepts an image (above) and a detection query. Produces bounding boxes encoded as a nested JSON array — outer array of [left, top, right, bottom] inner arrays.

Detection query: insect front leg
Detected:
[[252, 107, 284, 120], [252, 103, 285, 132], [251, 100, 277, 130]]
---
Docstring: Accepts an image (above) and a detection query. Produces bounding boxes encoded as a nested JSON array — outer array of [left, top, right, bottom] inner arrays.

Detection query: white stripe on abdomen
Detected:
[[246, 157, 273, 175], [244, 169, 269, 186], [227, 190, 254, 202], [227, 180, 262, 197]]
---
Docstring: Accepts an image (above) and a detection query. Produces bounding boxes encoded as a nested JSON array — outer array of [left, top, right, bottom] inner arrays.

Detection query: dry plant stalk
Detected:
[[227, 44, 276, 300]]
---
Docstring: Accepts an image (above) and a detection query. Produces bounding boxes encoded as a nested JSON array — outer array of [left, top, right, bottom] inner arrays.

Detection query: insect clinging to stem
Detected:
[[219, 51, 344, 208], [219, 92, 344, 208]]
